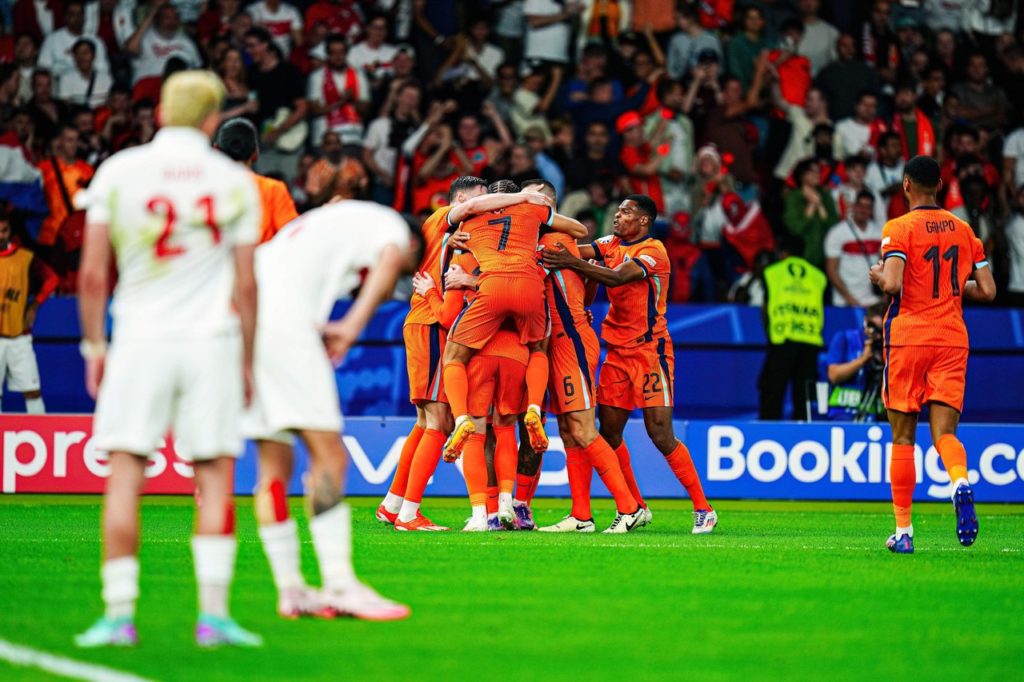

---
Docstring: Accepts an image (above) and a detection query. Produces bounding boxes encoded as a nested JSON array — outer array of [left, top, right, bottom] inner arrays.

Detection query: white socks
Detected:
[[397, 500, 420, 523], [258, 518, 304, 592], [25, 397, 44, 414], [896, 525, 914, 538], [192, 535, 237, 618], [102, 556, 139, 620], [471, 505, 486, 522], [382, 492, 404, 514], [309, 503, 356, 592], [498, 492, 513, 508], [513, 499, 527, 507]]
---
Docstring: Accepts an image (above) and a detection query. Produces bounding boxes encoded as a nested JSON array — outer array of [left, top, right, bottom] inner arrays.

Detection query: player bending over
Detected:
[[442, 181, 587, 461], [869, 155, 996, 554], [76, 71, 262, 648], [542, 195, 717, 534], [245, 200, 420, 617]]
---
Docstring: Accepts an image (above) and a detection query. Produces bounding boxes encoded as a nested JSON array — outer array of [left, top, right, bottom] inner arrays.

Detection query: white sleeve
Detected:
[[288, 5, 302, 30], [186, 37, 201, 67], [307, 69, 323, 103], [363, 118, 386, 150], [93, 38, 111, 73], [222, 166, 261, 246], [82, 161, 116, 224], [1004, 130, 1024, 159], [355, 69, 370, 103], [37, 37, 56, 71], [823, 223, 844, 259]]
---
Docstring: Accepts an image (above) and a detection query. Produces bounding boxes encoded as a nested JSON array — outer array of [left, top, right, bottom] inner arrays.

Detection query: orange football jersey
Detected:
[[461, 203, 553, 278], [541, 232, 589, 334], [880, 206, 987, 348], [591, 235, 671, 347], [405, 206, 456, 327]]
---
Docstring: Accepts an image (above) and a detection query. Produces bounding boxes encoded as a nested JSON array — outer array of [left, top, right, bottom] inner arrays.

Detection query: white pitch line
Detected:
[[0, 639, 155, 682]]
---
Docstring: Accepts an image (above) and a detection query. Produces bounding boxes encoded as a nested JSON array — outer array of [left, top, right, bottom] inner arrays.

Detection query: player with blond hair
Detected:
[[76, 70, 262, 647]]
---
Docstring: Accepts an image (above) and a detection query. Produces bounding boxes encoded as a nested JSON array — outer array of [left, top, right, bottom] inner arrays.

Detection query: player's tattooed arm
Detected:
[[541, 243, 645, 287]]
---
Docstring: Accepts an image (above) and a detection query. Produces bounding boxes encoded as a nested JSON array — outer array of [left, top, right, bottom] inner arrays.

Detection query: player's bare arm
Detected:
[[77, 221, 113, 399], [963, 264, 997, 302], [324, 244, 404, 365], [232, 244, 258, 406], [447, 190, 552, 224], [550, 213, 588, 239], [542, 243, 646, 287], [444, 263, 478, 290], [870, 257, 904, 297]]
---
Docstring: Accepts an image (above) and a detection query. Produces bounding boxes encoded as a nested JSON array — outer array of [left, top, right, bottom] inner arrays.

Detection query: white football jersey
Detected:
[[256, 200, 410, 328], [83, 127, 260, 341]]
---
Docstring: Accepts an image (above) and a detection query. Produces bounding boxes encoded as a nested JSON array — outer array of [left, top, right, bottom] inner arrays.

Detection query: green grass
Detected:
[[0, 495, 1022, 682]]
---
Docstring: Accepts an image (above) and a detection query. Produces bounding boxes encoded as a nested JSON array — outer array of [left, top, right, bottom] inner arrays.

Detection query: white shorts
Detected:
[[241, 328, 343, 442], [0, 335, 41, 392], [93, 335, 244, 461]]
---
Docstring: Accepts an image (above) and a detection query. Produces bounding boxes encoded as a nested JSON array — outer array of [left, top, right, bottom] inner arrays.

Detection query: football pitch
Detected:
[[0, 496, 1021, 682]]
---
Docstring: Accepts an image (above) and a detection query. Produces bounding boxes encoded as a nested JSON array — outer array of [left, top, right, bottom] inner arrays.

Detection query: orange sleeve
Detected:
[[271, 181, 298, 233], [971, 236, 988, 270], [881, 218, 907, 262], [425, 287, 467, 329], [632, 242, 665, 279]]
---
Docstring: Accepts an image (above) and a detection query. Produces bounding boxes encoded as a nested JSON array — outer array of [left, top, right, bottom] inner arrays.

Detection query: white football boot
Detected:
[[323, 581, 411, 621], [538, 515, 596, 533], [692, 509, 718, 534], [602, 507, 646, 534]]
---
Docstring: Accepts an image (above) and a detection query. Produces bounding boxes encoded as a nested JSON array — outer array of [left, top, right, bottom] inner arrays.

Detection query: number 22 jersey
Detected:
[[83, 127, 261, 341], [880, 206, 988, 349]]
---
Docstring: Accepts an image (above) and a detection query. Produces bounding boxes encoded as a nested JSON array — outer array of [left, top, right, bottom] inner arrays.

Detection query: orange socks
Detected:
[[493, 426, 517, 495], [462, 433, 488, 507], [486, 485, 499, 515], [442, 362, 469, 418], [404, 428, 445, 504], [584, 437, 638, 514], [565, 446, 593, 520], [388, 424, 424, 497], [665, 441, 710, 511], [890, 444, 916, 528], [614, 442, 646, 509], [936, 434, 968, 484], [525, 352, 549, 407]]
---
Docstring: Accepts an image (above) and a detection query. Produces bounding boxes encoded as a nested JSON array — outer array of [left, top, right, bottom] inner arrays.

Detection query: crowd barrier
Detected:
[[3, 416, 1022, 502], [19, 300, 1024, 421]]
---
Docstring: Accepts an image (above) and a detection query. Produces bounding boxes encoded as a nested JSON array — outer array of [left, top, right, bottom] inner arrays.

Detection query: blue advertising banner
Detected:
[[234, 418, 1024, 503]]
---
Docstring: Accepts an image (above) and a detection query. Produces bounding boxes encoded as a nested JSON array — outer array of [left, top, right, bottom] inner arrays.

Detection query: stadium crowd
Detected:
[[0, 0, 1022, 414]]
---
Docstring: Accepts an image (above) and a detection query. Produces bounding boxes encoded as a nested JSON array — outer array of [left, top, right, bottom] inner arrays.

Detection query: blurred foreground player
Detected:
[[870, 155, 996, 554], [76, 71, 262, 647], [543, 195, 717, 534], [245, 199, 418, 618]]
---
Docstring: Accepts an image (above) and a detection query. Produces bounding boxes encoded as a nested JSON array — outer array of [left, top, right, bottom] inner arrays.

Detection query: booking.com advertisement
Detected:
[[1, 416, 1022, 502]]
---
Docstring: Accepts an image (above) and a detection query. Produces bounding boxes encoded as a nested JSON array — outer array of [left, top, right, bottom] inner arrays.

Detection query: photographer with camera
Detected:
[[821, 303, 888, 422]]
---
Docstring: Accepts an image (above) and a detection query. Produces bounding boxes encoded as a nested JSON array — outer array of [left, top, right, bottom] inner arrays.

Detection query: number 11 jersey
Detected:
[[880, 206, 988, 348], [83, 127, 261, 341]]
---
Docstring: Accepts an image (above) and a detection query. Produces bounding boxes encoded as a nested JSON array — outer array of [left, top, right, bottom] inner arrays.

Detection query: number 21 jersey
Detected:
[[880, 206, 988, 348], [83, 127, 261, 341]]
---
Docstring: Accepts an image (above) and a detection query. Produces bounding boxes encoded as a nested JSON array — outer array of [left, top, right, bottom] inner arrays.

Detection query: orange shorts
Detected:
[[547, 324, 600, 415], [449, 274, 548, 350], [404, 323, 447, 404], [598, 338, 675, 411], [883, 345, 968, 413], [467, 355, 527, 417]]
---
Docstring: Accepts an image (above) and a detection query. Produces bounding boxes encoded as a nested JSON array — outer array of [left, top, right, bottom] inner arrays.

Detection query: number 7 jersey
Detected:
[[880, 206, 988, 348], [83, 127, 261, 341]]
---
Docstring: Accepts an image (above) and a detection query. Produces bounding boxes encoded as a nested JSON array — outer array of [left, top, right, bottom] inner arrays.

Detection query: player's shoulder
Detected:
[[539, 231, 577, 252], [631, 236, 668, 258]]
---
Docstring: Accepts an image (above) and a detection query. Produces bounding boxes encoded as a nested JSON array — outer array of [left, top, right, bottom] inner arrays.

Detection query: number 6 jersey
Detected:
[[880, 206, 988, 348], [82, 127, 261, 341]]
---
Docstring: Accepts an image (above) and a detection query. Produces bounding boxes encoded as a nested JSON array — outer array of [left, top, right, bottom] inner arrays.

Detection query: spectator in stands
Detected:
[[561, 179, 616, 237], [565, 120, 619, 192], [13, 0, 59, 45], [215, 47, 258, 121], [127, 97, 157, 147], [55, 39, 111, 109], [0, 203, 58, 414], [13, 36, 39, 107], [453, 15, 505, 88], [773, 86, 832, 182], [244, 26, 308, 179], [486, 61, 519, 125], [1006, 184, 1024, 307], [511, 62, 561, 140], [38, 0, 109, 80], [890, 79, 934, 160], [507, 142, 542, 187], [766, 19, 813, 108], [522, 126, 565, 196], [84, 0, 135, 60], [703, 68, 764, 189], [304, 0, 363, 42], [952, 51, 1011, 130], [451, 103, 512, 178], [666, 3, 722, 80], [407, 121, 459, 215], [725, 5, 771, 91], [833, 155, 883, 223], [197, 0, 242, 55], [96, 86, 133, 152], [308, 34, 370, 148], [348, 14, 397, 86], [835, 90, 881, 159], [246, 0, 303, 59], [865, 131, 905, 206], [71, 108, 102, 166], [783, 157, 839, 269], [795, 0, 838, 76], [824, 190, 882, 307], [951, 158, 996, 245], [523, 0, 582, 66], [650, 78, 693, 216], [917, 64, 947, 130], [858, 0, 899, 86], [925, 0, 969, 32], [27, 70, 67, 149], [38, 124, 93, 251], [814, 34, 880, 122], [305, 130, 368, 205], [125, 3, 201, 96], [821, 302, 887, 422], [1004, 124, 1024, 200], [363, 80, 425, 206], [618, 110, 667, 214]]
